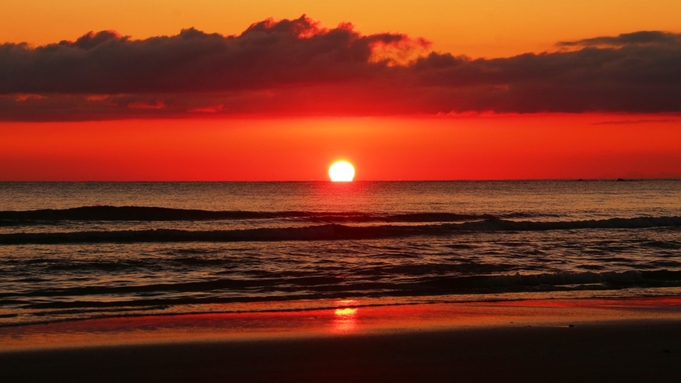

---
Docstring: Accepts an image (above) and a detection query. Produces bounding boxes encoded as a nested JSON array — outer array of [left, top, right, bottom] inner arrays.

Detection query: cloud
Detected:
[[409, 42, 681, 113], [1, 15, 681, 120], [557, 31, 681, 47], [0, 15, 411, 94]]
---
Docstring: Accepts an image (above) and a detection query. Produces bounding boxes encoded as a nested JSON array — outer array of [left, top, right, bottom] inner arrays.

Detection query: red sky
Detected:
[[2, 114, 680, 181], [1, 9, 681, 180]]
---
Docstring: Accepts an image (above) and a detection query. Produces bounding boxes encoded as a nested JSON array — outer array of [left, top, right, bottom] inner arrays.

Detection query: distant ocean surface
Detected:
[[1, 181, 680, 326]]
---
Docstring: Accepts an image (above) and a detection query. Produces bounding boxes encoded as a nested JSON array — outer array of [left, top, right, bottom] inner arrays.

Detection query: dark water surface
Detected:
[[1, 181, 680, 326]]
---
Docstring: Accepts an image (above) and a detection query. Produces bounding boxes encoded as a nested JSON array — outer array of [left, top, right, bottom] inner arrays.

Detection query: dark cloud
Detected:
[[410, 41, 681, 112], [1, 15, 681, 120], [557, 31, 681, 47], [0, 15, 411, 95]]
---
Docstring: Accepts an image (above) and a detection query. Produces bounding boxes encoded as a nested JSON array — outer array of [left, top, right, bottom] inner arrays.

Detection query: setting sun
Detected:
[[328, 161, 355, 182]]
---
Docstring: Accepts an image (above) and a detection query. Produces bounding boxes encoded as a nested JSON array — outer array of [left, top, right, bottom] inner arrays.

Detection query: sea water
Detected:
[[1, 180, 680, 326]]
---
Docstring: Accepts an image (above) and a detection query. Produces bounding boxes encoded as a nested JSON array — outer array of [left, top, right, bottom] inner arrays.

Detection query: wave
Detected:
[[0, 206, 534, 225], [1, 216, 679, 244], [8, 270, 681, 311]]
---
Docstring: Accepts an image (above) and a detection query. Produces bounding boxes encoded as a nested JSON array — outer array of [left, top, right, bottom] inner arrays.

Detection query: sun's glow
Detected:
[[328, 161, 355, 182]]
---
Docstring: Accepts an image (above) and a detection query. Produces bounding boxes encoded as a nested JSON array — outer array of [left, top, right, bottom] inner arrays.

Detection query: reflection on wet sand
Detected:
[[333, 308, 358, 333]]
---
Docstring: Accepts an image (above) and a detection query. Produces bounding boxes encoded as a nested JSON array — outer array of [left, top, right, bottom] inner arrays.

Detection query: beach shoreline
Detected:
[[2, 297, 680, 382]]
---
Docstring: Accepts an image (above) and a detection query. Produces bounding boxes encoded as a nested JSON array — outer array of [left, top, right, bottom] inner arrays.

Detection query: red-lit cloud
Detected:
[[1, 16, 681, 120]]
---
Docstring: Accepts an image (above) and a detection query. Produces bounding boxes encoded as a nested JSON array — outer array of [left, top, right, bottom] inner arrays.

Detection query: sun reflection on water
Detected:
[[332, 300, 359, 333]]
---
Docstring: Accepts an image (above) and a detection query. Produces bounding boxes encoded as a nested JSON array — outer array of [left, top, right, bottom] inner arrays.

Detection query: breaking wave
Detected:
[[0, 205, 532, 224]]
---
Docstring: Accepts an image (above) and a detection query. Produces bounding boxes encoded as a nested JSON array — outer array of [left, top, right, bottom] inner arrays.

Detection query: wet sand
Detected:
[[1, 298, 681, 382]]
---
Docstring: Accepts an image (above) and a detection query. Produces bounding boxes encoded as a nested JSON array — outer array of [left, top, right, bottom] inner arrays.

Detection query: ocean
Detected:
[[1, 180, 680, 327]]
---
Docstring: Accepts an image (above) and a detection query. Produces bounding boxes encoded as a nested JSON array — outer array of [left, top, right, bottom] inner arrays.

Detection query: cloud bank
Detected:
[[2, 16, 681, 120]]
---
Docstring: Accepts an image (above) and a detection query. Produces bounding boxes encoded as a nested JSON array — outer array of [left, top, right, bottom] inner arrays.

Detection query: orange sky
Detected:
[[1, 1, 681, 181], [3, 0, 681, 58]]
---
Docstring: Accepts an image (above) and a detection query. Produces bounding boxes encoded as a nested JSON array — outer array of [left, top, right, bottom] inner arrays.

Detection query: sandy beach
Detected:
[[1, 297, 680, 382]]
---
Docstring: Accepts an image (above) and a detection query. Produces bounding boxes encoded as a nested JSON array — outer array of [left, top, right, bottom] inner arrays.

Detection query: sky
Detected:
[[1, 0, 681, 180]]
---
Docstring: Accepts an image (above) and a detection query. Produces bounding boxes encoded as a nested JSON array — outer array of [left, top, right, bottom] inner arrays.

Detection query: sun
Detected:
[[328, 161, 355, 182]]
